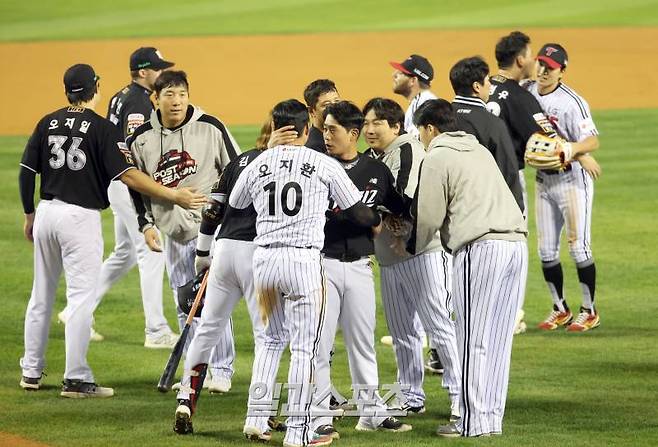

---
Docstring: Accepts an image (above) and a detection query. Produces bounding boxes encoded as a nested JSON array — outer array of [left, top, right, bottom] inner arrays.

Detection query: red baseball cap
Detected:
[[537, 43, 568, 69]]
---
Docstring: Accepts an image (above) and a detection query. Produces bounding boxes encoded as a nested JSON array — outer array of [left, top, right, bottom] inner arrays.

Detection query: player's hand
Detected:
[[577, 154, 601, 180], [144, 227, 162, 252], [23, 213, 35, 242], [268, 125, 297, 148], [174, 187, 207, 209], [195, 254, 211, 275]]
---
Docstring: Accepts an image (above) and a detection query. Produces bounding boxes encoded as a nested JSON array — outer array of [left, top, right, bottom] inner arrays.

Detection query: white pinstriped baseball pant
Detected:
[[454, 239, 527, 437], [380, 250, 461, 413], [164, 236, 235, 379]]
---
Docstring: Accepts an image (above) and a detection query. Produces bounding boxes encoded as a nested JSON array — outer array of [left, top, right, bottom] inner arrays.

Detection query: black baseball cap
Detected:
[[390, 54, 434, 84], [130, 47, 175, 71], [63, 64, 99, 94], [537, 43, 568, 69]]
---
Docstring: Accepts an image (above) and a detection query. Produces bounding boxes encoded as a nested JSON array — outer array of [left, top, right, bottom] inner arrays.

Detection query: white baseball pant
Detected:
[[454, 239, 527, 437], [314, 257, 389, 429], [380, 251, 461, 413], [246, 246, 326, 447], [165, 236, 235, 380], [21, 199, 102, 382]]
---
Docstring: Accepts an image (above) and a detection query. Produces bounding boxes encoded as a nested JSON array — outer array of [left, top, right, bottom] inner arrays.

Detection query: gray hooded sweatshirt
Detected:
[[410, 131, 526, 255], [130, 104, 240, 241]]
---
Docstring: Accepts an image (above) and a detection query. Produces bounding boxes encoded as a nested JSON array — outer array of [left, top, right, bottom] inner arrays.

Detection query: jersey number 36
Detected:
[[263, 181, 302, 217], [48, 135, 87, 171]]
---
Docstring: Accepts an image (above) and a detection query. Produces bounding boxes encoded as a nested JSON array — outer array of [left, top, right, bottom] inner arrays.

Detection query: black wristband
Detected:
[[196, 249, 210, 257]]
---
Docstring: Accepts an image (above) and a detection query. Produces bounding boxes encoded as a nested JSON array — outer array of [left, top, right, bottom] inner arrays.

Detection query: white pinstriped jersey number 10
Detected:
[[263, 180, 303, 216], [48, 135, 87, 171]]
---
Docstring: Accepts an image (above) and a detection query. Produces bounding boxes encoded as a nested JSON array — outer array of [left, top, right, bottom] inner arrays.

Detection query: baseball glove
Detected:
[[524, 133, 573, 171]]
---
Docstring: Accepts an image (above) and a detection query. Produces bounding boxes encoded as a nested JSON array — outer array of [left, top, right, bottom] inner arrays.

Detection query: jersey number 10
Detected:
[[263, 181, 302, 216], [48, 135, 87, 171]]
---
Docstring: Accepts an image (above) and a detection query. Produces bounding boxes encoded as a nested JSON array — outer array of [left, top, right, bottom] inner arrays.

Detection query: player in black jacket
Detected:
[[449, 56, 524, 212], [312, 101, 411, 438], [302, 79, 340, 152]]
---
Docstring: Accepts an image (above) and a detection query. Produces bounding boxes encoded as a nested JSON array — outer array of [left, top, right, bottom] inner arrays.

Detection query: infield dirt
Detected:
[[2, 27, 657, 135]]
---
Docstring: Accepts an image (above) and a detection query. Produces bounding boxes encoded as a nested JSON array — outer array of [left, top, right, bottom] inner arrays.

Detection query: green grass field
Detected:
[[2, 0, 658, 41], [1, 109, 657, 446]]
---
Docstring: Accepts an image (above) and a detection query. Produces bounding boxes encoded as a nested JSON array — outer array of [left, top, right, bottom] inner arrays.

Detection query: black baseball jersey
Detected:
[[452, 96, 524, 212], [486, 75, 556, 168], [323, 153, 404, 260], [305, 126, 327, 153], [107, 82, 153, 140], [20, 107, 134, 210], [214, 148, 263, 241]]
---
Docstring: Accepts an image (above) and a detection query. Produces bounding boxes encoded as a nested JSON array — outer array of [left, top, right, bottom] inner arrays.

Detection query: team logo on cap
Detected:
[[154, 149, 198, 187], [544, 46, 559, 56]]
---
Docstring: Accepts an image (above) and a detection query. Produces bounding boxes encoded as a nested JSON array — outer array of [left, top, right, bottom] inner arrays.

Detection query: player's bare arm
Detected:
[[119, 168, 206, 209]]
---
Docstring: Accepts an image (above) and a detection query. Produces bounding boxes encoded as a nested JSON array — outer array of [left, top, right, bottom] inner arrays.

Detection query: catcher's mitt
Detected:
[[524, 133, 573, 171]]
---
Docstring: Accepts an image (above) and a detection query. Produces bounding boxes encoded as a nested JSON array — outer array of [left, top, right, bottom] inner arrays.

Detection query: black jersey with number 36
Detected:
[[20, 107, 134, 210]]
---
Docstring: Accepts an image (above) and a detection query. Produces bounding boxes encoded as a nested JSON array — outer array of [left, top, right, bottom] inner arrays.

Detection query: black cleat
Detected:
[[174, 400, 193, 435], [268, 416, 287, 432], [20, 375, 42, 391], [316, 424, 340, 439], [424, 349, 444, 375]]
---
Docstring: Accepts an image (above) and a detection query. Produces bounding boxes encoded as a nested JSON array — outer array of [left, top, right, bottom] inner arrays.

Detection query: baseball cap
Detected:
[[537, 43, 568, 69], [130, 47, 175, 71], [63, 64, 99, 94], [389, 54, 434, 84]]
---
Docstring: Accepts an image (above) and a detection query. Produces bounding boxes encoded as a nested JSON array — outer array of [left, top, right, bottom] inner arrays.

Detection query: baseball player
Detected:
[[311, 101, 411, 439], [18, 64, 205, 396], [410, 99, 528, 437], [486, 31, 559, 334], [390, 54, 437, 138], [525, 44, 601, 331], [129, 70, 240, 393], [303, 79, 340, 153], [58, 47, 177, 347], [388, 55, 440, 372], [172, 121, 291, 439], [449, 56, 524, 212], [362, 97, 461, 419], [229, 99, 381, 447]]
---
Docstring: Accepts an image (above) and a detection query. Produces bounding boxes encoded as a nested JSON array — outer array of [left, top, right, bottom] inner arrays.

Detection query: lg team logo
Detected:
[[544, 46, 559, 56], [153, 149, 198, 187]]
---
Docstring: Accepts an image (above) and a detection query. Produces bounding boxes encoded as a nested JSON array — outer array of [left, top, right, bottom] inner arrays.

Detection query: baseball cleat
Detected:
[[355, 416, 412, 432], [436, 420, 461, 438], [60, 379, 114, 398], [283, 433, 333, 447], [208, 375, 231, 394], [400, 403, 426, 415], [267, 416, 287, 432], [144, 331, 179, 349], [243, 426, 272, 442], [20, 375, 42, 391], [566, 309, 600, 332], [538, 309, 573, 331], [174, 401, 193, 435], [315, 424, 340, 439], [424, 349, 444, 374]]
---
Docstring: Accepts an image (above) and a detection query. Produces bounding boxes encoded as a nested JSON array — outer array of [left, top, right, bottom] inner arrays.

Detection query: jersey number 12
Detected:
[[263, 181, 302, 216]]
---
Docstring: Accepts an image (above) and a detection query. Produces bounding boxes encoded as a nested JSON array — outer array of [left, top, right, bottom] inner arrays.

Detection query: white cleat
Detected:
[[208, 376, 231, 394], [513, 309, 527, 335], [380, 335, 428, 347], [144, 332, 179, 349]]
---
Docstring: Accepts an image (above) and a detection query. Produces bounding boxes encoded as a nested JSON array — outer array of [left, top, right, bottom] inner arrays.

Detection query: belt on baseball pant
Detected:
[[542, 164, 573, 176], [323, 252, 368, 263], [262, 243, 314, 249]]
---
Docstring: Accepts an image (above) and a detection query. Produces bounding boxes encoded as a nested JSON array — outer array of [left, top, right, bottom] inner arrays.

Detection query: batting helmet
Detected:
[[177, 269, 208, 317]]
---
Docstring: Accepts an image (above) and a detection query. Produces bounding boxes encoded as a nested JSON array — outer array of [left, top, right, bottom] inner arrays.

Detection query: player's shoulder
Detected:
[[556, 83, 591, 114], [127, 119, 154, 147], [197, 112, 229, 133], [235, 148, 264, 165]]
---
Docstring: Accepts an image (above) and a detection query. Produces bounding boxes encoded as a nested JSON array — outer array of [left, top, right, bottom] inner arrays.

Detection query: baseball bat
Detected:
[[157, 270, 209, 393]]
